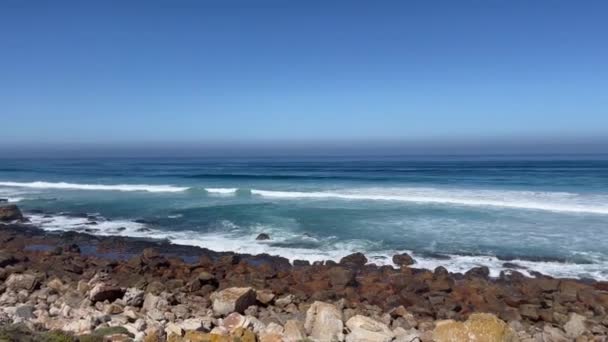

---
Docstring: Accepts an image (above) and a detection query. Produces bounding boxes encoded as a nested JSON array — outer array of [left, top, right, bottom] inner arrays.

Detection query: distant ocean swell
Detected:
[[2, 180, 608, 215]]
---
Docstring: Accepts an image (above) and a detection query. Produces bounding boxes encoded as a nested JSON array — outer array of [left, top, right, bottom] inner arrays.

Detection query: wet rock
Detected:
[[433, 313, 517, 342], [256, 233, 271, 240], [0, 205, 23, 221], [465, 266, 490, 279], [345, 315, 394, 342], [305, 301, 344, 341], [293, 259, 310, 266], [211, 287, 257, 316], [392, 253, 415, 266], [340, 252, 367, 267], [89, 283, 125, 302]]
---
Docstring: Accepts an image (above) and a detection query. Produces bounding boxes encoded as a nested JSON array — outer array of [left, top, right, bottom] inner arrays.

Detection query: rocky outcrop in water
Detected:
[[0, 204, 23, 222]]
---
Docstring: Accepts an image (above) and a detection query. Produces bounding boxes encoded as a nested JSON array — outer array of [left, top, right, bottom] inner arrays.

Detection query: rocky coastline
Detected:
[[0, 204, 607, 341]]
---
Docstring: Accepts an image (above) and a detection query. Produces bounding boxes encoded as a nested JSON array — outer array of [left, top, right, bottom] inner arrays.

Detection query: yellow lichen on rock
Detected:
[[434, 313, 518, 342]]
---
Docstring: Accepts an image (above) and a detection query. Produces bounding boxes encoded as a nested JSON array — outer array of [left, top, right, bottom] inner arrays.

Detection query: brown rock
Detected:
[[0, 204, 23, 221], [340, 252, 367, 267], [392, 253, 415, 266], [328, 267, 356, 288], [211, 287, 257, 316]]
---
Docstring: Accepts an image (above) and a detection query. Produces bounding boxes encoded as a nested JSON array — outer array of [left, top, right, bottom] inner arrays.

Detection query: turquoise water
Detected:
[[1, 156, 608, 279]]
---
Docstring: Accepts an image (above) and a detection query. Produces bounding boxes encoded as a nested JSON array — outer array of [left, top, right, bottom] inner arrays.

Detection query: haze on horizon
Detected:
[[1, 0, 607, 156]]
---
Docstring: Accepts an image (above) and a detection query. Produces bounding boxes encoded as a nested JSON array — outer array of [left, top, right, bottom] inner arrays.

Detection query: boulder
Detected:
[[563, 312, 586, 338], [340, 252, 367, 267], [543, 325, 569, 342], [0, 205, 23, 221], [328, 267, 356, 287], [345, 315, 394, 342], [5, 273, 39, 292], [123, 287, 145, 307], [283, 320, 305, 342], [89, 283, 125, 302], [392, 253, 415, 266], [305, 301, 344, 341], [465, 266, 491, 278], [256, 290, 275, 305], [256, 233, 271, 240], [221, 312, 250, 332], [211, 287, 257, 316], [433, 313, 517, 342]]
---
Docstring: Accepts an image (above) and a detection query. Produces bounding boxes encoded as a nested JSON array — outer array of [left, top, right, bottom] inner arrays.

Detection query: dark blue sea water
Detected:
[[1, 155, 607, 279]]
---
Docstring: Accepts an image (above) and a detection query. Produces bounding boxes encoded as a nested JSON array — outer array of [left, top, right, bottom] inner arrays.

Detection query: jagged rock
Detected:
[[563, 312, 586, 338], [123, 287, 145, 307], [433, 313, 517, 342], [283, 320, 305, 342], [211, 287, 257, 316], [346, 315, 394, 342], [89, 283, 125, 302], [256, 233, 271, 240], [305, 301, 344, 341], [274, 294, 294, 308], [340, 252, 367, 267], [392, 253, 415, 266], [5, 273, 39, 292], [0, 204, 23, 221]]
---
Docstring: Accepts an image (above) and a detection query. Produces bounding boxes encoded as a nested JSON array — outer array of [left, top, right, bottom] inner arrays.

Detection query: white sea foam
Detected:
[[205, 188, 238, 195], [0, 181, 189, 193], [27, 213, 608, 280], [251, 187, 608, 215]]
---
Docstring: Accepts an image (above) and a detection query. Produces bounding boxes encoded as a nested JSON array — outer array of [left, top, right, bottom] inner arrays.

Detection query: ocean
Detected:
[[1, 155, 607, 280]]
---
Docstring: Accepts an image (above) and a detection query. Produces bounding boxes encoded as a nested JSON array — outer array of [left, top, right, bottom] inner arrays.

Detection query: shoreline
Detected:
[[0, 206, 607, 340], [20, 208, 608, 281]]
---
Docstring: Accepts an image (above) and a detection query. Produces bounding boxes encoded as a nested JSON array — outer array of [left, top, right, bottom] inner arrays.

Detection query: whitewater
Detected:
[[1, 156, 608, 280]]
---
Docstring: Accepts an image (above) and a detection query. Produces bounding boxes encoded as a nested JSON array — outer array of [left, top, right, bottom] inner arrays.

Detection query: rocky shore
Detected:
[[0, 205, 607, 341]]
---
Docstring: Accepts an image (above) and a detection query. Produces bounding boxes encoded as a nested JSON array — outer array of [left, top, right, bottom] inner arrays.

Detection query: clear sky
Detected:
[[1, 0, 607, 153]]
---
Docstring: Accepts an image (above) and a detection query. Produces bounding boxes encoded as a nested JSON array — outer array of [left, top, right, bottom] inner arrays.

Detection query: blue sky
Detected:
[[1, 0, 607, 150]]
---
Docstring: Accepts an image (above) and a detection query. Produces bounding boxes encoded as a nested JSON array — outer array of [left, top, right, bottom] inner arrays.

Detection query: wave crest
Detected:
[[251, 187, 608, 215], [0, 181, 189, 193]]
